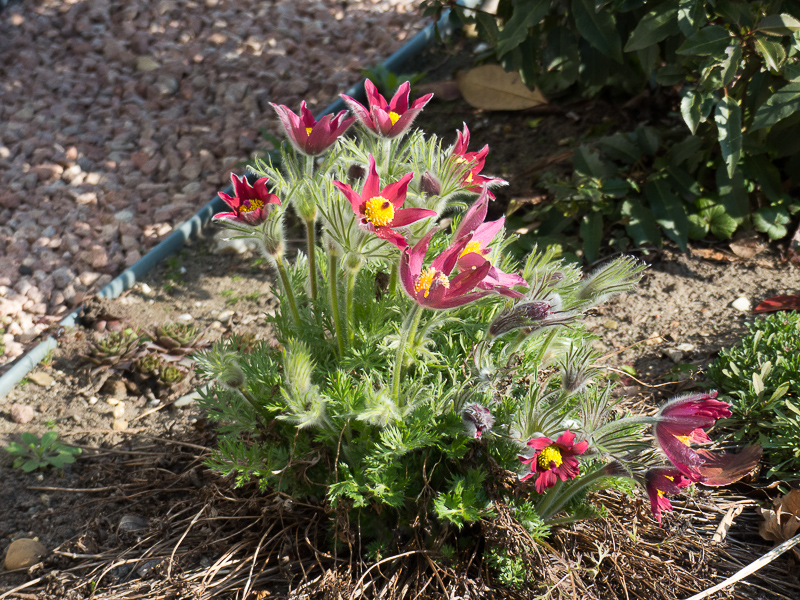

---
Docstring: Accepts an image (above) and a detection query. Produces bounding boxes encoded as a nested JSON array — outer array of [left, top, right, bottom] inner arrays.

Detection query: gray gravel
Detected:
[[0, 0, 426, 369]]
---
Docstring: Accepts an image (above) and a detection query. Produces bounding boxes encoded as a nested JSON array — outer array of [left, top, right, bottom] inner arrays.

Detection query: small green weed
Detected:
[[485, 548, 529, 589], [5, 431, 81, 472]]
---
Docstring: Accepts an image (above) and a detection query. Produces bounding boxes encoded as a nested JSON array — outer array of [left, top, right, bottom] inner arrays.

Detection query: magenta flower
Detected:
[[400, 229, 492, 309], [270, 101, 354, 156], [214, 174, 281, 226], [462, 403, 495, 438], [341, 79, 433, 138], [333, 155, 435, 249], [519, 430, 589, 494], [644, 467, 692, 525], [451, 124, 506, 196], [654, 391, 732, 482], [453, 187, 527, 297]]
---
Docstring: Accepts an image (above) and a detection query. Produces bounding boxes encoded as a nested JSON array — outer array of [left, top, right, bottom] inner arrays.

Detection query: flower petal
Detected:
[[390, 208, 436, 227]]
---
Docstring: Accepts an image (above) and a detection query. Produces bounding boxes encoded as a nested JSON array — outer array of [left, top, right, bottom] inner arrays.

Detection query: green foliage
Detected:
[[485, 547, 530, 589], [423, 0, 800, 252], [4, 431, 81, 472], [360, 64, 426, 97], [708, 312, 800, 479]]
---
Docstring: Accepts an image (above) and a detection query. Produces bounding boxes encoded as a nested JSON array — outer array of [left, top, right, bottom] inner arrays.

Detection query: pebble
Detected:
[[112, 419, 129, 431], [4, 538, 47, 570], [88, 396, 99, 405], [176, 313, 194, 323], [27, 371, 55, 387], [174, 387, 205, 407], [663, 348, 684, 363], [10, 404, 35, 424], [112, 404, 126, 419], [732, 296, 752, 312]]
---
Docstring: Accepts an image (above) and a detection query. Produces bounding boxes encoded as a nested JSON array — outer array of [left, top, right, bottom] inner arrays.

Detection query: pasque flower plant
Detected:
[[197, 78, 761, 569]]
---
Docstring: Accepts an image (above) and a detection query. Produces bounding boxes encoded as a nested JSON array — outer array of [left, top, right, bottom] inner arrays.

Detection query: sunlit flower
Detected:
[[654, 391, 731, 481], [341, 79, 433, 138], [487, 293, 580, 338], [270, 101, 355, 156], [453, 187, 527, 296], [451, 124, 506, 196], [519, 430, 588, 494], [644, 467, 692, 525], [400, 228, 492, 309], [214, 174, 281, 226], [462, 403, 495, 438], [333, 155, 435, 249]]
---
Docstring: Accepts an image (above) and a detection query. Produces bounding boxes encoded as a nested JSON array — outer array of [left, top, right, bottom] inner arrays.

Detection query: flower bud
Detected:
[[343, 251, 364, 273], [348, 163, 366, 181], [419, 170, 441, 197], [488, 300, 552, 337], [462, 403, 495, 438]]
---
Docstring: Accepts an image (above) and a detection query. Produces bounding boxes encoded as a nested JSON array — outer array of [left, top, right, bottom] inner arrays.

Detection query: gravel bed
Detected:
[[0, 0, 427, 370]]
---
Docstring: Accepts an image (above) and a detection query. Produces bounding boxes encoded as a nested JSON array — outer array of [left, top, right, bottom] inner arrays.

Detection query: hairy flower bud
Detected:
[[347, 163, 366, 181], [419, 170, 441, 197], [462, 403, 495, 438], [488, 300, 552, 337]]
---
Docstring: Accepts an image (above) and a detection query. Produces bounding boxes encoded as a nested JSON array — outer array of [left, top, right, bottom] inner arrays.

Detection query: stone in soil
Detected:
[[10, 403, 35, 424], [4, 538, 47, 570]]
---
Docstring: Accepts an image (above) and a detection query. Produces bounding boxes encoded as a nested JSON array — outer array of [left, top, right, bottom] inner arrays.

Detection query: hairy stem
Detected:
[[392, 303, 424, 404], [345, 268, 359, 345], [305, 219, 318, 301], [388, 262, 398, 296], [329, 252, 346, 358], [275, 255, 301, 326], [537, 465, 611, 521]]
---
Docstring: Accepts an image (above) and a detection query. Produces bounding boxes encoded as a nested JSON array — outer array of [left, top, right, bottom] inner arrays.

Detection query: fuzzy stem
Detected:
[[345, 268, 359, 345], [392, 302, 424, 404], [329, 252, 346, 358], [388, 262, 398, 296], [537, 465, 611, 521], [237, 387, 270, 420], [381, 137, 392, 175], [506, 330, 528, 356], [275, 255, 301, 326], [590, 415, 657, 444], [305, 220, 318, 301]]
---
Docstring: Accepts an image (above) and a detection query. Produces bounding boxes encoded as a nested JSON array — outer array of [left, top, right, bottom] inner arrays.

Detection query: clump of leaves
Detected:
[[82, 328, 140, 375], [708, 312, 800, 479], [5, 431, 81, 472], [145, 322, 210, 361]]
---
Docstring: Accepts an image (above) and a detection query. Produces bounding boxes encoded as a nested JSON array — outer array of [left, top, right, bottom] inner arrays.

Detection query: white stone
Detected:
[[732, 296, 751, 312]]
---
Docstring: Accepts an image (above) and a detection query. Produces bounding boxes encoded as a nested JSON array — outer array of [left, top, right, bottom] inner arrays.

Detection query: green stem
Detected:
[[275, 255, 301, 326], [305, 219, 318, 301], [537, 465, 611, 521], [381, 137, 392, 175], [392, 303, 424, 404], [388, 263, 398, 296], [237, 387, 270, 420], [506, 330, 528, 356], [329, 252, 346, 358], [345, 268, 359, 345], [305, 154, 315, 178]]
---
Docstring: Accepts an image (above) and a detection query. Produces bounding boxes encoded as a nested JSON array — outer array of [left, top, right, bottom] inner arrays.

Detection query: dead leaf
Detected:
[[690, 247, 734, 262], [753, 295, 800, 314], [414, 80, 462, 101], [729, 234, 766, 259], [457, 64, 547, 111], [759, 489, 800, 560], [696, 445, 762, 486]]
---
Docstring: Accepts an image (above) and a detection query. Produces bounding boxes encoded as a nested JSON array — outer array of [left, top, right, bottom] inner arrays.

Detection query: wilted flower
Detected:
[[654, 391, 731, 481], [451, 124, 506, 196], [453, 186, 526, 296], [214, 174, 281, 226], [342, 79, 433, 138], [644, 467, 692, 525], [333, 155, 435, 249], [462, 403, 495, 438], [400, 228, 492, 310], [270, 101, 354, 156], [519, 430, 588, 494]]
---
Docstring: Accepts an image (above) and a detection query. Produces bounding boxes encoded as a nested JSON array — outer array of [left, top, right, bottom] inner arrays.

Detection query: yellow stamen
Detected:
[[389, 111, 401, 125], [464, 171, 474, 184], [364, 195, 395, 227], [657, 489, 666, 498], [305, 127, 313, 135], [676, 435, 692, 446], [454, 157, 474, 183], [239, 198, 265, 213], [459, 240, 483, 259], [538, 445, 563, 469], [414, 267, 449, 298]]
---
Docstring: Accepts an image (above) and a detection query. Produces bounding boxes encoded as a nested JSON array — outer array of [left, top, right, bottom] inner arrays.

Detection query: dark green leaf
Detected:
[[705, 205, 738, 239], [668, 135, 704, 167], [714, 96, 742, 178], [572, 0, 623, 63], [676, 25, 733, 56], [600, 178, 633, 197], [656, 63, 686, 86], [744, 155, 783, 202], [475, 12, 500, 47], [543, 27, 580, 87], [573, 145, 609, 178], [579, 212, 603, 263], [496, 0, 550, 58], [720, 44, 742, 86], [621, 198, 662, 246], [784, 62, 800, 81], [22, 460, 40, 473], [667, 165, 703, 195], [766, 111, 800, 158], [637, 43, 660, 75], [625, 5, 679, 52], [754, 35, 786, 72], [680, 89, 715, 134], [716, 165, 749, 223], [751, 81, 800, 131], [598, 132, 642, 163], [635, 126, 660, 156], [677, 0, 706, 37], [578, 38, 611, 91], [688, 213, 710, 239], [758, 13, 800, 36], [753, 206, 791, 239], [41, 431, 58, 447], [21, 432, 38, 446], [645, 180, 689, 251]]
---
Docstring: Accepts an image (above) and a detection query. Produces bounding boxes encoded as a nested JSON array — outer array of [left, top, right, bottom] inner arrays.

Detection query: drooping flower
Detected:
[[214, 174, 281, 226], [453, 187, 527, 296], [462, 403, 495, 438], [333, 155, 436, 249], [270, 101, 354, 156], [654, 391, 732, 481], [341, 79, 433, 138], [519, 430, 589, 494], [451, 124, 506, 196], [644, 467, 692, 525], [400, 228, 493, 310]]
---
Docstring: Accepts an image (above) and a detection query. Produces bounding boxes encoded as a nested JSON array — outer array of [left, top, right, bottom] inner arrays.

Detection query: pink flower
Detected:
[[341, 79, 433, 138], [519, 430, 589, 494], [333, 155, 435, 249], [453, 187, 527, 297], [270, 101, 354, 156], [400, 229, 492, 310], [451, 124, 506, 196], [654, 391, 732, 481], [644, 467, 692, 525], [214, 174, 281, 226]]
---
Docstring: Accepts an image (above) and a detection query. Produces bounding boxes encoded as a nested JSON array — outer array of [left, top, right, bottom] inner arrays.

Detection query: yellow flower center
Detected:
[[676, 435, 692, 446], [364, 195, 395, 227], [414, 267, 449, 298], [389, 111, 401, 125], [657, 489, 666, 498], [459, 240, 483, 259], [538, 445, 563, 469], [454, 157, 474, 183], [239, 198, 265, 213], [305, 127, 313, 135]]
